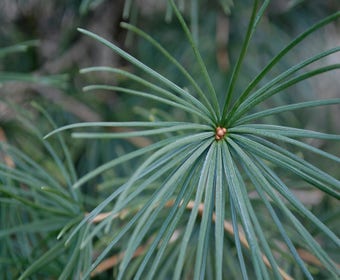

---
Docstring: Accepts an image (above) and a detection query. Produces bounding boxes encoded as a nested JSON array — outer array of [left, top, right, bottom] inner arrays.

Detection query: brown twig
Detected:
[[0, 127, 15, 168], [89, 200, 294, 279], [91, 240, 151, 277], [297, 248, 322, 267], [186, 201, 293, 280]]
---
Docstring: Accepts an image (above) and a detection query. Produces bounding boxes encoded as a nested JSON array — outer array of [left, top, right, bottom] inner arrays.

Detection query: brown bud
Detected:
[[215, 126, 227, 141]]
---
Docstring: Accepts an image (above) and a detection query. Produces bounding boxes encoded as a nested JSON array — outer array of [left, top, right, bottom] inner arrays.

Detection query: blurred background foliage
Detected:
[[0, 0, 339, 278]]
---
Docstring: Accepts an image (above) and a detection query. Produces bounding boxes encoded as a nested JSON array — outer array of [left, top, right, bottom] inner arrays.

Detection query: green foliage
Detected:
[[0, 42, 68, 88], [1, 0, 339, 279]]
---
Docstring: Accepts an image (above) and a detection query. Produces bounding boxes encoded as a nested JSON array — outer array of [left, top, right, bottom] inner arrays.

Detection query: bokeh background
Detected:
[[1, 0, 339, 192]]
